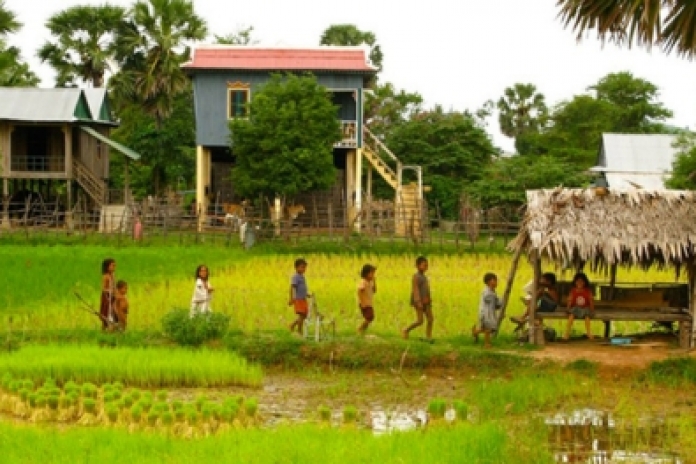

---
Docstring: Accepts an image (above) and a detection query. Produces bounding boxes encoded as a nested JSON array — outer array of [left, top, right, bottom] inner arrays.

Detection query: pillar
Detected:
[[1, 178, 9, 229], [65, 180, 74, 231], [354, 148, 363, 231], [196, 145, 211, 232], [345, 150, 356, 226]]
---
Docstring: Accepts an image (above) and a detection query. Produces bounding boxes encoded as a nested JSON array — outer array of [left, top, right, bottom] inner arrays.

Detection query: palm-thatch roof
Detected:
[[509, 187, 696, 271]]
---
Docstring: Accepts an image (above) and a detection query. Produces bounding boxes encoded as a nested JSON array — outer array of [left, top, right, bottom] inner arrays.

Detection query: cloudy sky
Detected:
[[5, 0, 696, 152]]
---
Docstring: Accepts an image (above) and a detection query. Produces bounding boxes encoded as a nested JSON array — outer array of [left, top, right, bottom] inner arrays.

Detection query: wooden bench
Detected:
[[514, 283, 693, 347]]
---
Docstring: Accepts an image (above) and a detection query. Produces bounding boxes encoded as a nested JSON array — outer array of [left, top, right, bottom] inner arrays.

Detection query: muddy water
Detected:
[[546, 409, 682, 463]]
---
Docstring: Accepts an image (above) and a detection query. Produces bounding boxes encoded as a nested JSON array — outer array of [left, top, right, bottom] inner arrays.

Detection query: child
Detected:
[[402, 256, 433, 342], [100, 258, 116, 330], [564, 272, 595, 340], [511, 272, 559, 323], [472, 272, 502, 348], [190, 265, 214, 317], [113, 280, 129, 331], [288, 258, 309, 335], [357, 264, 377, 335]]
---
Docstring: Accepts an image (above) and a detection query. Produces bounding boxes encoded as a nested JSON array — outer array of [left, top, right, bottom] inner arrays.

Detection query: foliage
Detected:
[[497, 83, 549, 140], [468, 154, 589, 209], [0, 1, 38, 86], [320, 24, 383, 71], [111, 0, 207, 127], [37, 5, 125, 88], [557, 0, 696, 58], [0, 344, 261, 387], [642, 357, 696, 386], [386, 107, 498, 219], [230, 73, 341, 199], [110, 86, 196, 196], [161, 309, 230, 346], [214, 25, 257, 45], [666, 133, 696, 189], [364, 82, 423, 139], [0, 0, 19, 35]]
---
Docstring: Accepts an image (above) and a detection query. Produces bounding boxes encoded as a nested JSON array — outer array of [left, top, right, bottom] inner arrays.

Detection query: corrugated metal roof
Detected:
[[599, 133, 679, 172], [0, 87, 93, 122], [604, 172, 669, 190], [182, 45, 378, 73], [80, 126, 140, 160]]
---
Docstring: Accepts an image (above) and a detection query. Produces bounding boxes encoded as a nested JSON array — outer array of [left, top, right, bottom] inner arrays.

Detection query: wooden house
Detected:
[[0, 87, 139, 229], [503, 187, 696, 347], [183, 45, 424, 235]]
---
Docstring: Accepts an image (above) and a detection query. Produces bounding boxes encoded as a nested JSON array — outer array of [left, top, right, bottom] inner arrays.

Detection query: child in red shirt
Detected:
[[564, 272, 595, 340]]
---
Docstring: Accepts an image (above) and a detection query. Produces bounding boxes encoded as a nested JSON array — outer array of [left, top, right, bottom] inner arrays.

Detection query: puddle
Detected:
[[547, 409, 682, 463]]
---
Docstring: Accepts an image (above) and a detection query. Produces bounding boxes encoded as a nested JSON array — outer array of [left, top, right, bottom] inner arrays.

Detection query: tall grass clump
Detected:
[[0, 345, 262, 388], [161, 310, 230, 347], [642, 357, 696, 386]]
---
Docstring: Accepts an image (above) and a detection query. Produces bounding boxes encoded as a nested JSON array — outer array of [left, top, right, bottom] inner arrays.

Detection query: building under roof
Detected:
[[593, 133, 680, 190]]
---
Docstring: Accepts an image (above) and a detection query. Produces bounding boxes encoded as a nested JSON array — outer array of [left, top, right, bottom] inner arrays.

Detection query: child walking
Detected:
[[100, 258, 116, 330], [288, 258, 309, 335], [472, 272, 502, 348], [402, 256, 433, 342], [357, 264, 377, 335], [564, 272, 595, 340], [113, 280, 129, 331], [190, 265, 214, 317]]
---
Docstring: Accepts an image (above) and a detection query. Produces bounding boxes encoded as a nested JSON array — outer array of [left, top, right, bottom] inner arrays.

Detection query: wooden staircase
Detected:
[[74, 160, 106, 207], [362, 127, 425, 238]]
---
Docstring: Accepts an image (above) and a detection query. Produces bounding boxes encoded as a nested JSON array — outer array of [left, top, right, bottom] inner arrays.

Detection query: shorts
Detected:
[[294, 299, 308, 316], [538, 295, 557, 313], [479, 314, 498, 332], [571, 307, 592, 319], [360, 305, 374, 322]]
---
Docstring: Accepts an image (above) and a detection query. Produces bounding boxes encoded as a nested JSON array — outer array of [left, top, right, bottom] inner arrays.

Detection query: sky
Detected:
[[5, 0, 696, 153]]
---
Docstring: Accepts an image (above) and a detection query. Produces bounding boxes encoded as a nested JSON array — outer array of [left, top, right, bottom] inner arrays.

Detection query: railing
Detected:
[[74, 160, 106, 206], [334, 120, 358, 148], [10, 155, 65, 173], [363, 127, 400, 163]]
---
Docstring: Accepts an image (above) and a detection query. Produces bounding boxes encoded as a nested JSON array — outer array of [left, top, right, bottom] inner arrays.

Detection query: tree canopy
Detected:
[[497, 83, 548, 141], [557, 0, 696, 58], [0, 1, 38, 86], [230, 74, 341, 199], [320, 24, 383, 71], [666, 134, 696, 190], [37, 5, 125, 88], [214, 25, 257, 45]]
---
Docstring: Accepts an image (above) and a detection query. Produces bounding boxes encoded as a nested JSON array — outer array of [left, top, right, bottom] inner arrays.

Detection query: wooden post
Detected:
[[605, 263, 618, 339], [528, 251, 542, 345], [1, 178, 8, 229], [496, 245, 524, 333], [685, 264, 696, 350]]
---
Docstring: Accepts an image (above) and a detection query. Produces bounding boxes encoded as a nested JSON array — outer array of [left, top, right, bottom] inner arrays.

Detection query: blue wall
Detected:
[[191, 71, 366, 148]]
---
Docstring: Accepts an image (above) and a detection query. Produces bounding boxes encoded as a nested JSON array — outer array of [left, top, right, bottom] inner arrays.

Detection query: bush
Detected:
[[161, 309, 230, 347]]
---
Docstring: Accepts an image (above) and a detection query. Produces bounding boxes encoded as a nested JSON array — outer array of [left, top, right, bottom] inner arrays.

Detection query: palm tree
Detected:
[[112, 0, 207, 127], [37, 5, 125, 88], [0, 0, 20, 35], [497, 83, 549, 139], [557, 0, 696, 58]]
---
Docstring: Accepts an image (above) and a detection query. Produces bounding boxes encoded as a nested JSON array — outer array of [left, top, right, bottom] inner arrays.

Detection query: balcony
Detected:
[[10, 155, 66, 173], [334, 120, 358, 148]]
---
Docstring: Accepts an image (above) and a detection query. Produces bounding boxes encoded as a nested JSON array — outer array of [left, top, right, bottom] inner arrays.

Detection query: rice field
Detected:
[[0, 345, 262, 388], [0, 245, 680, 337]]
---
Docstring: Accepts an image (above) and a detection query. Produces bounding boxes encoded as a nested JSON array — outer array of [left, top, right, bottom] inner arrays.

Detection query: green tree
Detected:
[[37, 5, 125, 88], [364, 82, 423, 139], [557, 0, 696, 58], [666, 133, 696, 189], [110, 87, 196, 198], [319, 24, 383, 71], [230, 74, 341, 199], [589, 71, 672, 132], [469, 155, 589, 209], [497, 83, 548, 141], [386, 107, 498, 219], [111, 0, 207, 193], [214, 25, 257, 45], [0, 1, 39, 86]]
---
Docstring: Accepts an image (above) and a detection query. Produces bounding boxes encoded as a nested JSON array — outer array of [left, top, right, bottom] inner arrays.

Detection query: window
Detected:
[[227, 82, 251, 119]]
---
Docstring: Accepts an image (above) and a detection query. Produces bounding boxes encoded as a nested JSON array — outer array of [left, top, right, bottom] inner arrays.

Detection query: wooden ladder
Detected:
[[74, 160, 106, 207]]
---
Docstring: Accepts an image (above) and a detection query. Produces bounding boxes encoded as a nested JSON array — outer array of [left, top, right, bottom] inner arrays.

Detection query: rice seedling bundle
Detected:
[[0, 345, 262, 388]]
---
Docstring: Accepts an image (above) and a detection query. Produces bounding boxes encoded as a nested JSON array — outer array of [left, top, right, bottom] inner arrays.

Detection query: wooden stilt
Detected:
[[529, 251, 542, 345], [495, 245, 523, 334]]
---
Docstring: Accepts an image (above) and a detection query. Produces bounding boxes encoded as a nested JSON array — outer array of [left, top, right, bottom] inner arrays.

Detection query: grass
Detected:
[[1, 244, 679, 338], [0, 421, 553, 464], [0, 345, 262, 388]]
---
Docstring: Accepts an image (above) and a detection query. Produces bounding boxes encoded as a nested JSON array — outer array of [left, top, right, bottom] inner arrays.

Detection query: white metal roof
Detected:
[[0, 87, 90, 122], [598, 133, 680, 189]]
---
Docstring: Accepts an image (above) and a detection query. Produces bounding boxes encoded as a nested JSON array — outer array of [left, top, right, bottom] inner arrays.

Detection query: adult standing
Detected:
[[100, 258, 116, 330]]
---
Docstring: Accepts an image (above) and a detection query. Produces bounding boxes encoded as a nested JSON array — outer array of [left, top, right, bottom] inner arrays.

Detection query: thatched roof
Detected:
[[509, 187, 696, 270]]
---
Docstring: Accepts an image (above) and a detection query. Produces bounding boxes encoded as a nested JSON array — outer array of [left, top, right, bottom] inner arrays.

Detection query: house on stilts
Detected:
[[183, 45, 425, 236]]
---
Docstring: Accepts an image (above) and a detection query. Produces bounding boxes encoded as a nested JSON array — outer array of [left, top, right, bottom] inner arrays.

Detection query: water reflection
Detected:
[[547, 409, 682, 463]]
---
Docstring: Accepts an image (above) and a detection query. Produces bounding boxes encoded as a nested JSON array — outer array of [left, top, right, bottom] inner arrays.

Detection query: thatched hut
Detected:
[[501, 187, 696, 348]]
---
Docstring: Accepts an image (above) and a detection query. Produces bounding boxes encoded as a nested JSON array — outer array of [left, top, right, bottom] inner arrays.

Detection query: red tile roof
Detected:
[[183, 46, 377, 73]]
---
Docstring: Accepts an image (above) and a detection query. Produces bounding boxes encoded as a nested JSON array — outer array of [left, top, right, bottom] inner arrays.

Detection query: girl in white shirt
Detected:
[[190, 265, 214, 317]]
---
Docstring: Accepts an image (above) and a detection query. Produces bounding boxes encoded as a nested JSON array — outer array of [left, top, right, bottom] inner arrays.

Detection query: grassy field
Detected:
[[0, 244, 680, 338]]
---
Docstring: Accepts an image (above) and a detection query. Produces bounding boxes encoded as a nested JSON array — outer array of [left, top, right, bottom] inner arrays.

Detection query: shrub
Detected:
[[453, 401, 468, 421], [82, 383, 98, 399], [147, 410, 159, 426], [161, 309, 230, 347], [47, 395, 60, 410], [106, 404, 119, 423], [427, 399, 447, 419], [318, 405, 331, 422], [161, 411, 174, 426], [131, 404, 143, 422], [82, 398, 97, 414], [343, 405, 358, 423], [244, 398, 258, 417]]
